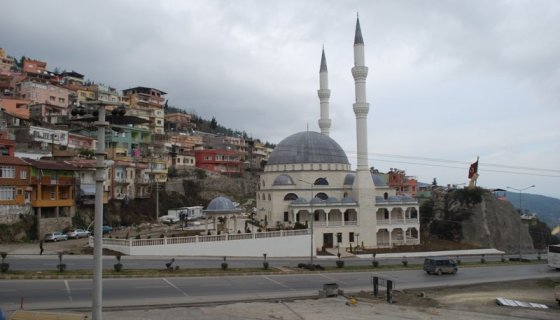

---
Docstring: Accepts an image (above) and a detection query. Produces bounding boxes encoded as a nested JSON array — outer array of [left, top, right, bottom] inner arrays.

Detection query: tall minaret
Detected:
[[352, 16, 371, 173], [351, 15, 376, 248], [318, 48, 331, 136]]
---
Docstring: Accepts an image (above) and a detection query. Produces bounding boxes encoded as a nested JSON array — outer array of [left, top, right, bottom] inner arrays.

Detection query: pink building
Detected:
[[17, 80, 70, 108], [67, 133, 96, 151], [22, 59, 47, 74]]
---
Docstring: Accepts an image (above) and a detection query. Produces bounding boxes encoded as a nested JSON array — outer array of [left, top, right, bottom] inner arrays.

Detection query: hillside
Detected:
[[424, 188, 534, 253], [504, 191, 560, 228]]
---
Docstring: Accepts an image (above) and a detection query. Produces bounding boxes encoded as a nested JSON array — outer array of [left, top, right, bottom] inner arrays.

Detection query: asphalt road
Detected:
[[0, 263, 556, 312]]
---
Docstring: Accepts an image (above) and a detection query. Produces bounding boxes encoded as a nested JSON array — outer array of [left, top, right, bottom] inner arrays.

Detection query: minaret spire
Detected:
[[354, 15, 364, 45], [318, 46, 331, 136], [352, 15, 369, 171]]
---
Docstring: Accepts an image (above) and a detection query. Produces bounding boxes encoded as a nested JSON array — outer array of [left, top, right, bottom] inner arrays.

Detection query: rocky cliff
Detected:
[[427, 188, 534, 253]]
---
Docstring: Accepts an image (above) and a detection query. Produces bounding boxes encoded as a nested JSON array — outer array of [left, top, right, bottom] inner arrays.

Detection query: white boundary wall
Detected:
[[95, 230, 312, 257]]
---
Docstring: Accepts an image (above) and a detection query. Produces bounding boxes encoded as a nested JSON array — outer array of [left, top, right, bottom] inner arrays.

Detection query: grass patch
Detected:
[[0, 260, 547, 279]]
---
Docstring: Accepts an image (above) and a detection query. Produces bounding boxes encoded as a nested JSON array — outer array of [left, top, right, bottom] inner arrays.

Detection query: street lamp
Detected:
[[73, 101, 125, 320], [298, 179, 315, 266], [506, 184, 535, 260]]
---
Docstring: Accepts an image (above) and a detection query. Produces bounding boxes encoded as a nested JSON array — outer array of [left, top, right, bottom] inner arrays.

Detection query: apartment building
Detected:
[[0, 48, 15, 74], [122, 87, 166, 134], [195, 149, 242, 176]]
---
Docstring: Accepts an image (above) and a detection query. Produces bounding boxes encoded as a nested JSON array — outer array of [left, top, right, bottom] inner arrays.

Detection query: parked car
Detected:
[[66, 229, 91, 239], [102, 225, 113, 234], [44, 232, 68, 242], [89, 225, 113, 235], [423, 257, 458, 275]]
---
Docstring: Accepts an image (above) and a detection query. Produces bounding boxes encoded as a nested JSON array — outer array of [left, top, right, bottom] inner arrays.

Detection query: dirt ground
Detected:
[[374, 278, 560, 319]]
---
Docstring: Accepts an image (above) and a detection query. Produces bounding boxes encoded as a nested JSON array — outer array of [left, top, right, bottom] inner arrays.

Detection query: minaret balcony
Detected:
[[351, 66, 368, 80], [317, 89, 331, 99]]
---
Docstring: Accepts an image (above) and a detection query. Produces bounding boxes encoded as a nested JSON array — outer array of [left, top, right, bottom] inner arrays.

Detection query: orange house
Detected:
[[24, 158, 77, 236]]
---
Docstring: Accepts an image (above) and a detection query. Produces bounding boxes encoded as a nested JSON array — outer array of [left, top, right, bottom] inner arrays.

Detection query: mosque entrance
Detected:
[[323, 233, 334, 248]]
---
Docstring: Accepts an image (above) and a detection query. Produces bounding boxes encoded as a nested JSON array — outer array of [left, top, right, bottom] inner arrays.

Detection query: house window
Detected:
[[283, 212, 289, 222], [0, 166, 16, 178], [0, 186, 16, 200], [50, 192, 55, 200], [349, 232, 355, 242], [20, 170, 27, 179]]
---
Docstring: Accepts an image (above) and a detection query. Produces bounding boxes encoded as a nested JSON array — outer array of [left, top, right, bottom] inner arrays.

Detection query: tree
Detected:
[[210, 117, 218, 131], [432, 178, 438, 187]]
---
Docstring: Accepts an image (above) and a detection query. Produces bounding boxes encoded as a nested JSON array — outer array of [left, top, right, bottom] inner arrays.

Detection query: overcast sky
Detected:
[[2, 0, 559, 200]]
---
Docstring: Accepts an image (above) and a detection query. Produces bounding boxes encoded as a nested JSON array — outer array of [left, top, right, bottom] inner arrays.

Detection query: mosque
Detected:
[[255, 17, 420, 252], [100, 17, 421, 257]]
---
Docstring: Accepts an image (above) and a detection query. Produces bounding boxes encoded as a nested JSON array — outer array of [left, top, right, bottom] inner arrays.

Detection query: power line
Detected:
[[269, 144, 560, 177]]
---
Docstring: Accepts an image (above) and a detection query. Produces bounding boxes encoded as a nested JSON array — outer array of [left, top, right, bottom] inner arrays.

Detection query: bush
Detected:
[[1, 253, 9, 273], [452, 187, 484, 206], [114, 255, 123, 272], [336, 260, 344, 268]]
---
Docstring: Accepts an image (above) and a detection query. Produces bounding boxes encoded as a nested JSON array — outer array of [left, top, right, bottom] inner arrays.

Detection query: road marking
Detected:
[[64, 280, 73, 301], [319, 274, 348, 285], [136, 285, 170, 289], [262, 275, 295, 290], [162, 278, 189, 297], [199, 283, 231, 287]]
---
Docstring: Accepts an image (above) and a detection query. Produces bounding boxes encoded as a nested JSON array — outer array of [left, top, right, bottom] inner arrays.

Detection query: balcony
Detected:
[[113, 178, 130, 185], [311, 220, 357, 228], [30, 176, 75, 185], [376, 218, 419, 226], [32, 199, 74, 207]]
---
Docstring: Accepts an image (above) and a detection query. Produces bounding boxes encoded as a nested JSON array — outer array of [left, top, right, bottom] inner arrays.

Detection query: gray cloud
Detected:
[[1, 0, 558, 197]]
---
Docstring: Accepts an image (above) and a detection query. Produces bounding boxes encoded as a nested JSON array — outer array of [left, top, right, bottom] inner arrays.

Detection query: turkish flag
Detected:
[[468, 160, 478, 179]]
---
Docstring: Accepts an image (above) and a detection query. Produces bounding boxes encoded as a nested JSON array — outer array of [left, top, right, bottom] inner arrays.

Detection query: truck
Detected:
[[166, 206, 205, 222]]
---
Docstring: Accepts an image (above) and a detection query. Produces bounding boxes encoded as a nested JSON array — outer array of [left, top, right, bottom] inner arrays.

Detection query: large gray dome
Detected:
[[267, 131, 350, 165]]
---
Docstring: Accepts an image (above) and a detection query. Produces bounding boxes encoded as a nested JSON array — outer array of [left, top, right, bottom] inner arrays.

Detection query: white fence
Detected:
[[92, 229, 312, 257]]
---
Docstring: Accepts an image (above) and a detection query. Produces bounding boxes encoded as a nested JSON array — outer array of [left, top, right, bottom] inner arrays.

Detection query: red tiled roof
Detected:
[[0, 156, 28, 165], [22, 158, 78, 170]]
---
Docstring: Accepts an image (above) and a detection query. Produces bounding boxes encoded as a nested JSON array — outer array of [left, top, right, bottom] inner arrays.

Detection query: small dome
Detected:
[[343, 173, 355, 185], [272, 174, 295, 186], [326, 197, 339, 203], [341, 196, 357, 204], [310, 197, 324, 205], [292, 197, 309, 204], [267, 131, 350, 165], [372, 175, 387, 186], [205, 196, 239, 212]]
